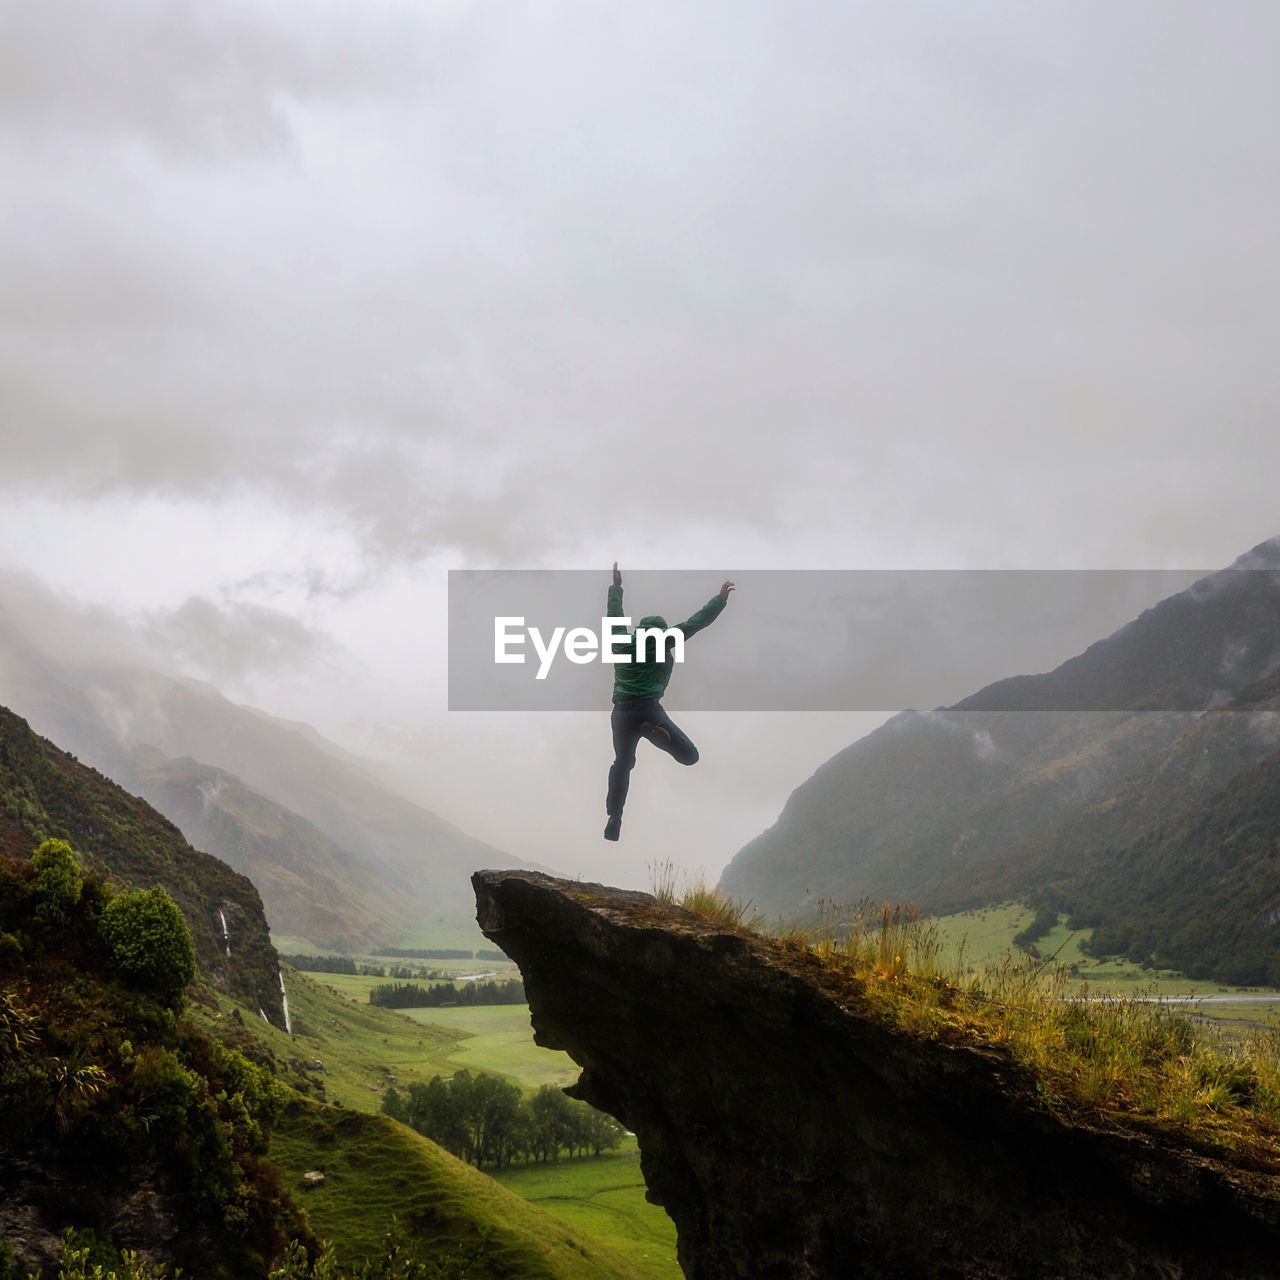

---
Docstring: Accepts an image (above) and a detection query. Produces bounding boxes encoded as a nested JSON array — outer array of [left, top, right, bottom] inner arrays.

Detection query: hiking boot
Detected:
[[604, 814, 622, 842], [640, 722, 671, 748]]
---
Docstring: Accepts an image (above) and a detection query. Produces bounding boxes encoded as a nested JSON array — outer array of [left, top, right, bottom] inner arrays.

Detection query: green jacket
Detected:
[[607, 584, 725, 702]]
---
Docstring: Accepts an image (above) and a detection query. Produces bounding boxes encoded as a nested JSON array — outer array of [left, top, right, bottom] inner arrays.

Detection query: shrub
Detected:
[[99, 886, 196, 1003], [131, 1045, 200, 1118], [268, 1221, 489, 1278], [51, 1240, 171, 1280], [0, 989, 37, 1059], [31, 837, 83, 925]]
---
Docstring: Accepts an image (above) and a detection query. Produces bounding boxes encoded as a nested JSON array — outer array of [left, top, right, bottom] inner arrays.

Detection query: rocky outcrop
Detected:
[[0, 1156, 188, 1274], [473, 869, 1280, 1280]]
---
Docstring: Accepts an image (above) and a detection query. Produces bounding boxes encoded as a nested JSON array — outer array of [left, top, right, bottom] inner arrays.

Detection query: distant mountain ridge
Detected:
[[719, 537, 1280, 983], [0, 615, 527, 949]]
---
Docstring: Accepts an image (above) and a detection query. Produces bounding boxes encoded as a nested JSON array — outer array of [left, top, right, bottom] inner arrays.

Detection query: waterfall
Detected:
[[218, 909, 231, 957], [258, 1008, 269, 1024], [279, 972, 293, 1035]]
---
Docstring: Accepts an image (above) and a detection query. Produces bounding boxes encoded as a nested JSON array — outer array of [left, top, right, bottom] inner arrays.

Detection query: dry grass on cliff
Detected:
[[803, 899, 1280, 1165], [648, 860, 765, 930], [649, 877, 1280, 1166]]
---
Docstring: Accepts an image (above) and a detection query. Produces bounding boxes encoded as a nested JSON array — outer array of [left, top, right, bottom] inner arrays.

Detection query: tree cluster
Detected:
[[279, 954, 359, 975], [368, 978, 524, 1009], [376, 948, 473, 960], [283, 955, 445, 981], [381, 1072, 624, 1168]]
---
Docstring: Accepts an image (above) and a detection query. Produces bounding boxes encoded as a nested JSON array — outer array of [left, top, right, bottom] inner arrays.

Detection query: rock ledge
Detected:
[[473, 868, 1280, 1280]]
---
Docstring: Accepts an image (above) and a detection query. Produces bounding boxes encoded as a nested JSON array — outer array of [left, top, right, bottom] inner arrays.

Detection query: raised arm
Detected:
[[675, 579, 734, 639], [608, 561, 624, 617]]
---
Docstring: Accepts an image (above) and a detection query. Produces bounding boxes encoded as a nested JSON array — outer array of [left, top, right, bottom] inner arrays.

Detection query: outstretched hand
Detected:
[[613, 561, 622, 588], [719, 579, 735, 601]]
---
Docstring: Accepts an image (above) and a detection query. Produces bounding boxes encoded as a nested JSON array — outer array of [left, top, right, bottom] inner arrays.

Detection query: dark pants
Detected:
[[606, 698, 699, 817]]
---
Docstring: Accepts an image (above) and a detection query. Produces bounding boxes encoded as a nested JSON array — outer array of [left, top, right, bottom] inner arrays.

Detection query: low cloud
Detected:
[[0, 570, 337, 689], [143, 596, 334, 685], [3, 3, 1280, 576]]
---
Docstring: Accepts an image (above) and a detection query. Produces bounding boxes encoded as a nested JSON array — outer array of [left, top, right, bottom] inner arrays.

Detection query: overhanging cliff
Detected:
[[473, 869, 1280, 1280]]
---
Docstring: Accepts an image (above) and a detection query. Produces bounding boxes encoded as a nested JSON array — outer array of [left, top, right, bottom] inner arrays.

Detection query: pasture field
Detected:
[[934, 905, 1279, 998], [270, 933, 338, 956], [391, 922, 495, 952], [494, 1139, 681, 1280], [294, 972, 576, 1089], [308, 966, 519, 1007], [931, 902, 1033, 966], [397, 1002, 579, 1089]]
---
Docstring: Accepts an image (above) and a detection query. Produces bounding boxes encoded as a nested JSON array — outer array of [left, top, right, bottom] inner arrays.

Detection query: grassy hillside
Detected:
[[194, 967, 468, 1110], [493, 1143, 680, 1280], [211, 970, 678, 1274], [270, 1102, 652, 1279]]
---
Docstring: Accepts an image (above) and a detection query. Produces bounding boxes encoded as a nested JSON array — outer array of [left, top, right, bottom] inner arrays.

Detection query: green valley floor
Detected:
[[205, 964, 681, 1278]]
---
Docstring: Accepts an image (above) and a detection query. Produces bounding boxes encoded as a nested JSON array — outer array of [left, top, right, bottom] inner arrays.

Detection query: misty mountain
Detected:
[[720, 539, 1280, 980], [975, 670, 1280, 906], [121, 746, 413, 950], [0, 615, 526, 949]]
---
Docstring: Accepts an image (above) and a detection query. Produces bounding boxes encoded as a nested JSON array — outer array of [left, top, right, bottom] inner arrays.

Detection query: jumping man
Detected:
[[604, 562, 734, 841]]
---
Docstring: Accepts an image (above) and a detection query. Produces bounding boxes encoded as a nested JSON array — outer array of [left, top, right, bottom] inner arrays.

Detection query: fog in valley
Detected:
[[3, 2, 1280, 887]]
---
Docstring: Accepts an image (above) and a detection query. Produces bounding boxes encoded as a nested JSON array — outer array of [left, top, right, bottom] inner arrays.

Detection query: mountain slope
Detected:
[[0, 853, 307, 1275], [720, 539, 1280, 931], [0, 800, 653, 1278], [1062, 744, 1280, 984], [118, 748, 411, 951], [0, 702, 284, 1022], [977, 671, 1280, 905], [0, 618, 526, 946]]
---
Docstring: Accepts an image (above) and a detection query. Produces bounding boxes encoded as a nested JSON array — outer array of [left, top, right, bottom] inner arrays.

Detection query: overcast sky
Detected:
[[2, 2, 1279, 887]]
